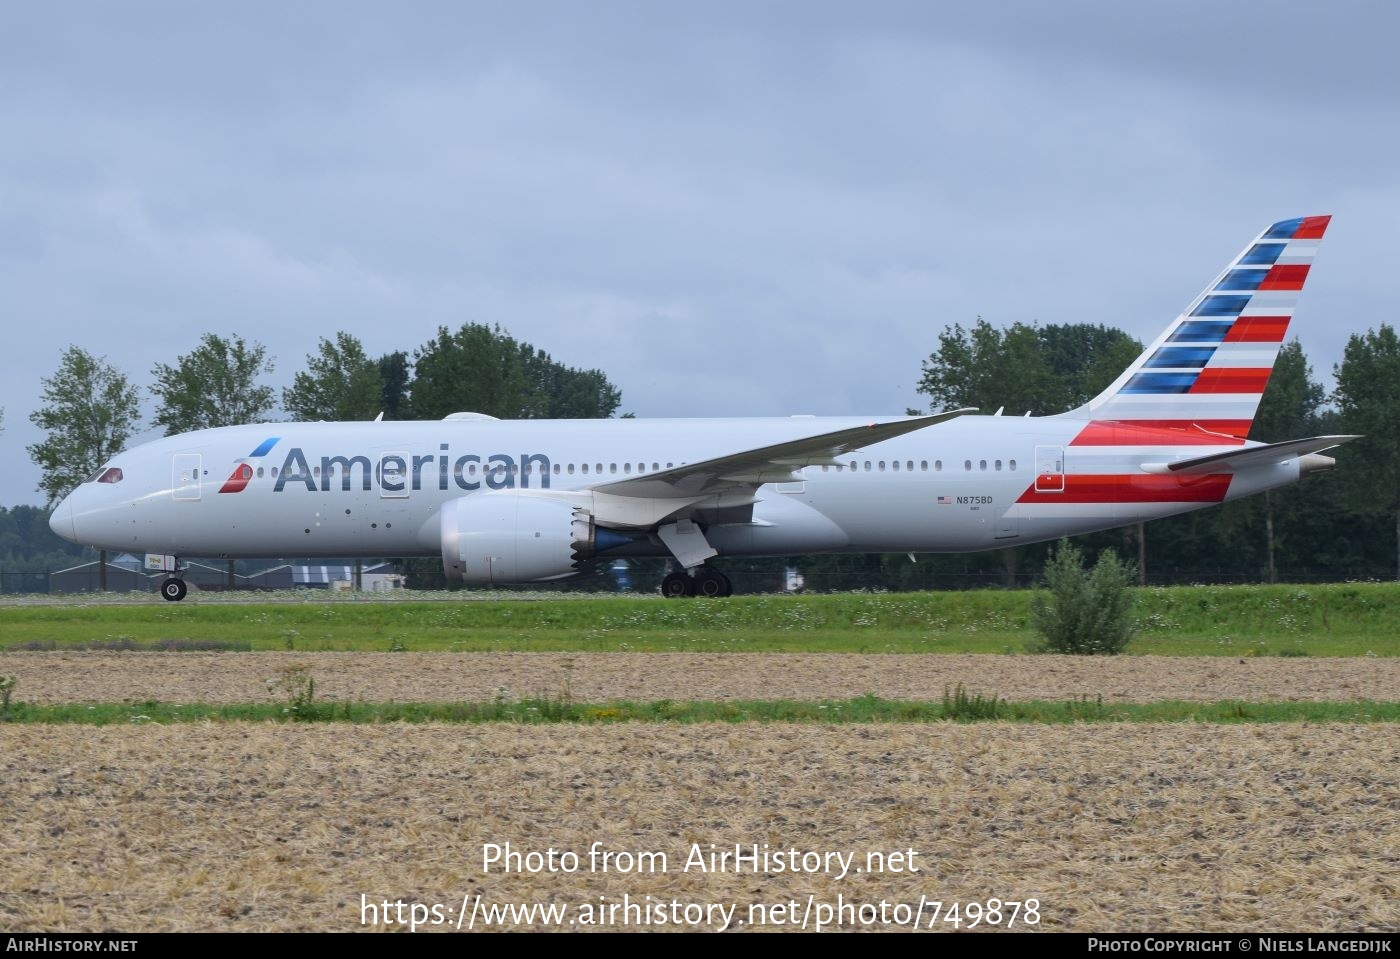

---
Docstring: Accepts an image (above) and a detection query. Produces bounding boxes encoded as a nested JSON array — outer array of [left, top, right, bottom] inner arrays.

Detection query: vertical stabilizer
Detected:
[[1060, 216, 1330, 438]]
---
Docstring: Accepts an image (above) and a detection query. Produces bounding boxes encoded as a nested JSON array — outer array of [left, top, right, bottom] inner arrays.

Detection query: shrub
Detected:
[[1029, 539, 1136, 655]]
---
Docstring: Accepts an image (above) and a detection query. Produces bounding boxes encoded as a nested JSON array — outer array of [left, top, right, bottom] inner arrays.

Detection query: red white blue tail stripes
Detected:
[[1003, 216, 1334, 518], [1069, 215, 1329, 441]]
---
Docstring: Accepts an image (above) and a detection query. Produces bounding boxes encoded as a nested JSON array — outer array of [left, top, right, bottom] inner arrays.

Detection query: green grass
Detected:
[[2, 582, 1398, 655], [5, 695, 1397, 725]]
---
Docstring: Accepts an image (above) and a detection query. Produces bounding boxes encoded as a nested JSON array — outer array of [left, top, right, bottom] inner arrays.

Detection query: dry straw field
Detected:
[[1, 651, 1397, 933]]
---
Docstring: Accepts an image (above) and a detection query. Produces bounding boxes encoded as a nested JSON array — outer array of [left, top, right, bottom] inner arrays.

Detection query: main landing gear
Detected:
[[660, 566, 732, 598]]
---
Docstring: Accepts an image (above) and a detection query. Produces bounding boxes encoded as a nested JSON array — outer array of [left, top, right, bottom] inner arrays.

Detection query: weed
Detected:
[[1065, 694, 1106, 721], [941, 683, 1004, 721], [267, 665, 317, 719], [533, 674, 576, 722], [0, 675, 15, 720]]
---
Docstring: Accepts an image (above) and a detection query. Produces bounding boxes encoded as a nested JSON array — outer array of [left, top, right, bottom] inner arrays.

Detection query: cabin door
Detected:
[[173, 454, 202, 501]]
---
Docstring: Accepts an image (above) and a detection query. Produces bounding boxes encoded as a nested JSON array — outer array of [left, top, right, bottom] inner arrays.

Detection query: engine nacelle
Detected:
[[440, 492, 601, 585]]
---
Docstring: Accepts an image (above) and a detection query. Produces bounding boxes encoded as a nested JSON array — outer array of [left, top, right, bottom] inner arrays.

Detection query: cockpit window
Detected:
[[96, 467, 124, 484]]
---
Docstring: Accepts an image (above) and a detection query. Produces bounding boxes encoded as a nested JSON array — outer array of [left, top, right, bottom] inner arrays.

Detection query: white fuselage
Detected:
[[51, 415, 1299, 562]]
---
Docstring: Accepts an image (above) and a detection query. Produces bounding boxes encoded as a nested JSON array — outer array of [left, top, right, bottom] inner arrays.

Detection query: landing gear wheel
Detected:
[[661, 571, 695, 598], [160, 577, 188, 602], [693, 567, 732, 598]]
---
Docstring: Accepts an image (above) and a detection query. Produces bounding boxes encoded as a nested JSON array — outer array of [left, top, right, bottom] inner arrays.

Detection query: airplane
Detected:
[[49, 215, 1355, 599]]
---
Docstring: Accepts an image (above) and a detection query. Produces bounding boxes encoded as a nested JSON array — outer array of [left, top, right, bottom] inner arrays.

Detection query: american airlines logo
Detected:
[[219, 437, 281, 493], [219, 442, 554, 494]]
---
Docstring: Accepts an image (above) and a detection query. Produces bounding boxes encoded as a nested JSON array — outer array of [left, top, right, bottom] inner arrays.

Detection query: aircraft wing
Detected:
[[588, 409, 975, 500], [1145, 435, 1359, 475]]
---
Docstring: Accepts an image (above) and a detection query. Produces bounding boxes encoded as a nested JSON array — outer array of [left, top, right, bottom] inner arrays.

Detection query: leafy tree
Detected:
[[408, 323, 622, 420], [27, 347, 143, 507], [377, 351, 411, 419], [1332, 324, 1400, 579], [914, 320, 1140, 416], [283, 332, 384, 421], [519, 344, 622, 419], [409, 324, 535, 420], [0, 505, 89, 577], [1253, 339, 1326, 442], [1037, 324, 1144, 411], [1249, 339, 1328, 582], [915, 319, 1049, 415], [150, 333, 276, 434]]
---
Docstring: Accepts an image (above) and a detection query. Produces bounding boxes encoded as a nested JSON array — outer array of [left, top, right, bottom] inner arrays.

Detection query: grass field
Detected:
[[3, 722, 1396, 932], [6, 696, 1399, 725], [2, 582, 1398, 655], [2, 586, 1396, 932]]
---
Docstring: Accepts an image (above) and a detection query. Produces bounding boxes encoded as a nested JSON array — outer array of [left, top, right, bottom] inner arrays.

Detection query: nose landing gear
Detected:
[[158, 559, 188, 602]]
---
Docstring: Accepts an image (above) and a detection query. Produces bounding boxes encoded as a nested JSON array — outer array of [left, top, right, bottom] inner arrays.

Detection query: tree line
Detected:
[[12, 317, 1400, 586], [24, 324, 623, 507], [901, 319, 1395, 586]]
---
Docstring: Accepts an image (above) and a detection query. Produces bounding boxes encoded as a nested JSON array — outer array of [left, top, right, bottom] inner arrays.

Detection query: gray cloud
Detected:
[[1, 1, 1395, 504]]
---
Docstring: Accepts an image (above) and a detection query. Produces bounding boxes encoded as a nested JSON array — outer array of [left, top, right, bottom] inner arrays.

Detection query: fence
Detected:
[[0, 571, 50, 594], [2, 564, 1394, 597]]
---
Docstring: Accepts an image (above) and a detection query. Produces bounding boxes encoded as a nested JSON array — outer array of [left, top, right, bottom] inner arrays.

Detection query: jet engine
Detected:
[[439, 492, 628, 585]]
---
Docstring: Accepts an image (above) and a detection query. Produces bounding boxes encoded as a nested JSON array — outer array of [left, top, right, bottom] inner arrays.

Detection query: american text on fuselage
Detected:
[[271, 447, 552, 494]]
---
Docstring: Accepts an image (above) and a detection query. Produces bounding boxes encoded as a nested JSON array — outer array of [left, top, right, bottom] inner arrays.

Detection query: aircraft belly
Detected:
[[140, 491, 429, 558], [804, 471, 1028, 552], [708, 495, 850, 554]]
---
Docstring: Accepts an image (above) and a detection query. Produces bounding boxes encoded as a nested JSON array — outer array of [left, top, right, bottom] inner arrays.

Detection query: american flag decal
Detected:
[[937, 495, 953, 505]]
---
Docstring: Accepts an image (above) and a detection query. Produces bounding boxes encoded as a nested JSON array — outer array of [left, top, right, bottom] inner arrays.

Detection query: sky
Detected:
[[2, 1, 1397, 506]]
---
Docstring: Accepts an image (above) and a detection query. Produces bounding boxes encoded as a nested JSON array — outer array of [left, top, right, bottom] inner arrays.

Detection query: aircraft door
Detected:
[[1034, 445, 1065, 494], [173, 454, 202, 501]]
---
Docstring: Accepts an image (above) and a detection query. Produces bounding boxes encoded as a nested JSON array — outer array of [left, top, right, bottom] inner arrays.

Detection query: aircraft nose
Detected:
[[49, 495, 77, 544]]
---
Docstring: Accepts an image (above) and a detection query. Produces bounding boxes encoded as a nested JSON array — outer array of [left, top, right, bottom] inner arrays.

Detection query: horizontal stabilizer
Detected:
[[1143, 435, 1359, 475]]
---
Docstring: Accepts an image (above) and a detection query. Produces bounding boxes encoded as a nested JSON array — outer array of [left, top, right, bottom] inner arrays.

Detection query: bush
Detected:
[[1029, 540, 1136, 655]]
